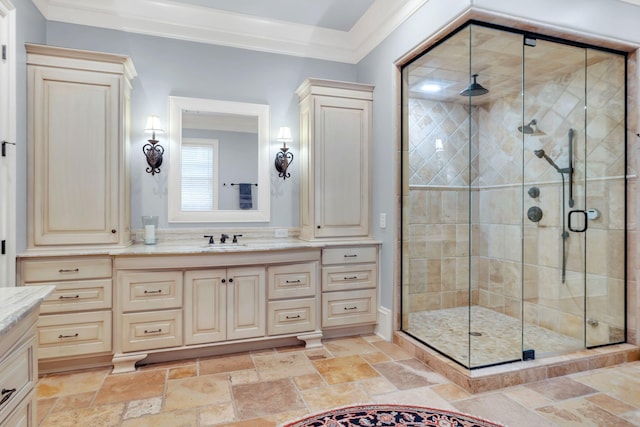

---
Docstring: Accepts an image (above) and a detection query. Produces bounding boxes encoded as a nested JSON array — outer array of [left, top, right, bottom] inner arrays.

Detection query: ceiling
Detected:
[[31, 0, 429, 63]]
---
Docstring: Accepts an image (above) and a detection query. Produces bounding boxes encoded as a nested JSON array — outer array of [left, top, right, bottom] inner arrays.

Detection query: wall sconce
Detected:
[[143, 115, 164, 176], [274, 126, 293, 180]]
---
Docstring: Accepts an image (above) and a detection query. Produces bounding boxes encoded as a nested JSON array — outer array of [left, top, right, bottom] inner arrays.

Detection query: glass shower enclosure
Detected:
[[401, 22, 626, 368]]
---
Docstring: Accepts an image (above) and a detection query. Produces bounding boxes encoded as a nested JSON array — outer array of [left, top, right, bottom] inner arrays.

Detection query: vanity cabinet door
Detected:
[[184, 267, 265, 344], [184, 269, 227, 345], [226, 267, 266, 340]]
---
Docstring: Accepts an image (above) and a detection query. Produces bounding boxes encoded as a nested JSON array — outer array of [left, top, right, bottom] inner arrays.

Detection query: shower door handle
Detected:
[[568, 210, 588, 232]]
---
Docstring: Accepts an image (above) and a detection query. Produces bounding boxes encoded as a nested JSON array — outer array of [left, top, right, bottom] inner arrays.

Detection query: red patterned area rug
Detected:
[[283, 404, 505, 427]]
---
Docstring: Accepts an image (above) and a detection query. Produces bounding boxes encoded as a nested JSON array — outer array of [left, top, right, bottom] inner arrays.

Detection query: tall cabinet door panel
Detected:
[[226, 267, 266, 340], [296, 79, 374, 240], [314, 97, 370, 238], [32, 67, 120, 245], [27, 44, 136, 250]]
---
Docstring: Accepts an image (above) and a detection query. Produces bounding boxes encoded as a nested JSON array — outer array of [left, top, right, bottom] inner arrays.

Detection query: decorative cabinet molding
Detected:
[[296, 79, 374, 240], [26, 44, 136, 250]]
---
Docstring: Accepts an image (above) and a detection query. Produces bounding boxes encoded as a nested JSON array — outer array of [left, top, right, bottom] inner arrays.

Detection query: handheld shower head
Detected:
[[533, 149, 562, 173]]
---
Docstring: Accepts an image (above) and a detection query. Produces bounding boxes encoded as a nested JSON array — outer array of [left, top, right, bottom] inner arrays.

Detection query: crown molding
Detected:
[[32, 0, 429, 63]]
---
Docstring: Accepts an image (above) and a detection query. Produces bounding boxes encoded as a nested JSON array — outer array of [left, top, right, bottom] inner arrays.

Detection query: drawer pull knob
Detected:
[[144, 289, 162, 294], [286, 315, 301, 319], [58, 333, 79, 339], [59, 295, 80, 300], [344, 276, 358, 280], [286, 280, 301, 284], [344, 254, 357, 258], [344, 306, 358, 311], [144, 328, 162, 334], [0, 388, 17, 407], [58, 268, 79, 273]]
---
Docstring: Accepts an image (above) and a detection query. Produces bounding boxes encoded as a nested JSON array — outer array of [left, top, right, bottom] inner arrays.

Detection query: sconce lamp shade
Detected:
[[275, 126, 294, 180], [143, 115, 165, 176], [145, 115, 164, 139], [276, 126, 293, 143]]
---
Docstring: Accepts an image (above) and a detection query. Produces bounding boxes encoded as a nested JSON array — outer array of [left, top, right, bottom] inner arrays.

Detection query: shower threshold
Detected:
[[394, 330, 639, 393]]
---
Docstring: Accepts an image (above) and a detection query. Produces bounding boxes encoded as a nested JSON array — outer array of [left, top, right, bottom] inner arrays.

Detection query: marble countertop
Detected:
[[0, 285, 55, 339], [19, 238, 381, 257]]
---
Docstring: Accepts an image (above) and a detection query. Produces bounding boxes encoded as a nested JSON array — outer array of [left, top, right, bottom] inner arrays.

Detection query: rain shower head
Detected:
[[534, 149, 562, 173], [459, 74, 489, 97], [518, 119, 537, 134]]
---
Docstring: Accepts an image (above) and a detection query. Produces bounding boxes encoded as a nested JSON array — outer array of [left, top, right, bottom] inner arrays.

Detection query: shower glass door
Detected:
[[522, 39, 588, 357]]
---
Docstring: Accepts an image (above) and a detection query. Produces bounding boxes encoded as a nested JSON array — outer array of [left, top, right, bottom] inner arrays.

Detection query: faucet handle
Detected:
[[203, 235, 214, 244], [232, 234, 243, 243], [220, 233, 229, 243]]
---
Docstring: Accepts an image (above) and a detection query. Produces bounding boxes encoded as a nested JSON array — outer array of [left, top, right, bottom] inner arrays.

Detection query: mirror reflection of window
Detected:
[[181, 138, 219, 211]]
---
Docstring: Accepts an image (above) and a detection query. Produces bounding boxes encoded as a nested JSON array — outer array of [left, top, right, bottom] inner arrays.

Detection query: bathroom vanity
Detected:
[[0, 286, 54, 425], [17, 240, 379, 374]]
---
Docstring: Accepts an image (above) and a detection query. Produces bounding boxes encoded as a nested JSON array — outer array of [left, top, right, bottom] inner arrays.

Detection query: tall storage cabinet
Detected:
[[26, 44, 136, 249], [296, 79, 374, 240]]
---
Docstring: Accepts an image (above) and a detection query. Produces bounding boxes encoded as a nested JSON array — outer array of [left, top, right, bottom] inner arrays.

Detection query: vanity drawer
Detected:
[[1, 393, 34, 427], [322, 246, 377, 265], [33, 279, 112, 314], [21, 256, 112, 282], [0, 338, 35, 423], [322, 264, 377, 292], [267, 299, 316, 335], [322, 289, 377, 327], [119, 271, 183, 312], [121, 310, 182, 352], [268, 261, 318, 299], [37, 311, 112, 359]]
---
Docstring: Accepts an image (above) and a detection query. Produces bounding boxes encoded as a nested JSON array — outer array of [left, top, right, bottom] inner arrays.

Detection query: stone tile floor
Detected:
[[36, 335, 640, 426]]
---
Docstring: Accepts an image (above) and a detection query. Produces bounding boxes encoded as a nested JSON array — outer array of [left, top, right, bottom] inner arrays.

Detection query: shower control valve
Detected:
[[586, 208, 600, 220]]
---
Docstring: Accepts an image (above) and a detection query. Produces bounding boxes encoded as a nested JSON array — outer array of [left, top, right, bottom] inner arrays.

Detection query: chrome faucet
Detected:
[[232, 234, 243, 243], [220, 233, 229, 243], [203, 235, 214, 245]]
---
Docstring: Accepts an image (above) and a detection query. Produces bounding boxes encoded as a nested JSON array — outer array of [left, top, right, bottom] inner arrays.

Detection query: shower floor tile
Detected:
[[408, 306, 583, 367]]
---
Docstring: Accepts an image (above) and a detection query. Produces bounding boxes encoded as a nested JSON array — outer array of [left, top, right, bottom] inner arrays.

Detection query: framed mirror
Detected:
[[168, 96, 270, 222]]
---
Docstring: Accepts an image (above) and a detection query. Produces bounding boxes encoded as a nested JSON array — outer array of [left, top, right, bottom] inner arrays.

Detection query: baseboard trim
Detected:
[[375, 305, 392, 341]]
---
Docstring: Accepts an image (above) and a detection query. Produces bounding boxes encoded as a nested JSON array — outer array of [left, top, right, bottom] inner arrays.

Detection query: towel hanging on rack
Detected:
[[238, 183, 253, 209]]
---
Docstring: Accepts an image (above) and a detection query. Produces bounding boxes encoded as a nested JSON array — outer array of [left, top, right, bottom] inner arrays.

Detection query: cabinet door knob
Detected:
[[112, 229, 117, 234], [221, 279, 226, 283], [228, 278, 234, 283]]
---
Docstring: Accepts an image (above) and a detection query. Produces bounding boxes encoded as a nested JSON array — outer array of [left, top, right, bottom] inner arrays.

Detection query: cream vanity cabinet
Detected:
[[267, 261, 319, 336], [296, 79, 374, 240], [112, 250, 321, 373], [0, 288, 51, 427], [321, 246, 378, 328], [17, 256, 113, 372], [26, 44, 136, 249], [185, 267, 266, 344]]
